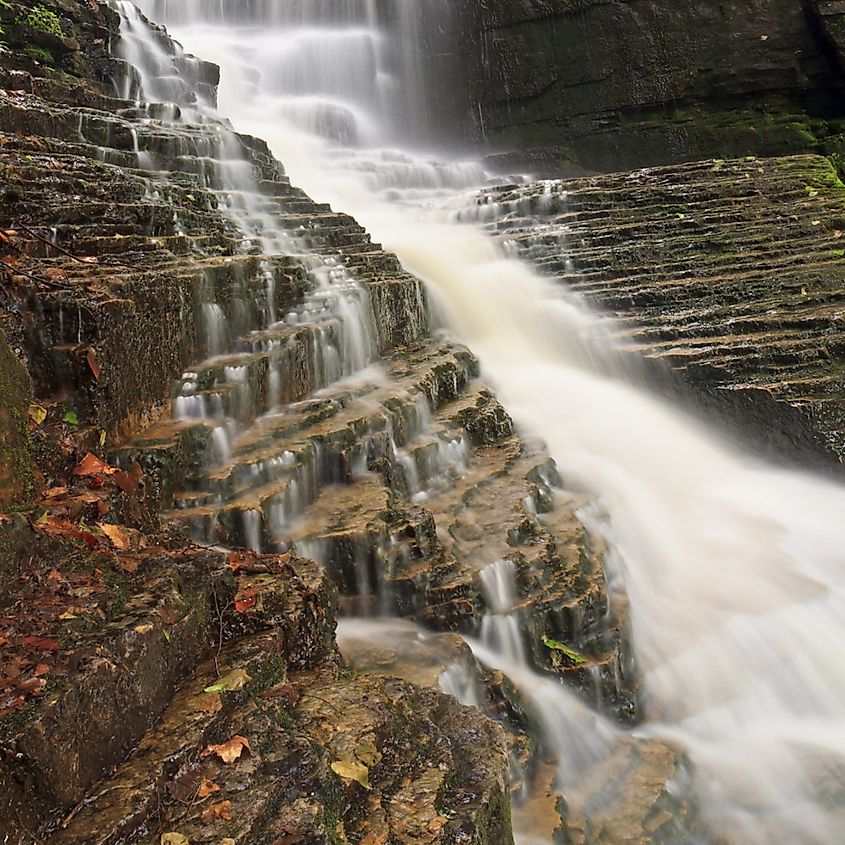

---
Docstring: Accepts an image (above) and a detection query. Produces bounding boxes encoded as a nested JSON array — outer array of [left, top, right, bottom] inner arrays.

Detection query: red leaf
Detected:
[[23, 637, 61, 652], [73, 453, 118, 477], [86, 347, 101, 381], [112, 470, 139, 493], [234, 589, 258, 613]]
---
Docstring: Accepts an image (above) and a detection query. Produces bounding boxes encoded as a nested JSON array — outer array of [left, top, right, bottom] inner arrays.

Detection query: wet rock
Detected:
[[473, 155, 845, 469], [428, 0, 845, 174], [0, 327, 35, 507]]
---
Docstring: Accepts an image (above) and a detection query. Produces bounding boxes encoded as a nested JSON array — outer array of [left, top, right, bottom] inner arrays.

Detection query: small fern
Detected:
[[19, 4, 64, 38]]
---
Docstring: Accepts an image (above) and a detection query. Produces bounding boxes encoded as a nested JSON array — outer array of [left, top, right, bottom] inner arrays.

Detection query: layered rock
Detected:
[[0, 1, 632, 842], [424, 0, 845, 174], [468, 154, 845, 467]]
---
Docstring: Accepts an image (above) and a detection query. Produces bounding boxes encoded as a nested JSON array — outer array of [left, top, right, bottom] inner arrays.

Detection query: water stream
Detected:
[[123, 2, 845, 843]]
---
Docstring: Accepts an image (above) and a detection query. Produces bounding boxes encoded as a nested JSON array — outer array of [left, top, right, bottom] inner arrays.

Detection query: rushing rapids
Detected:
[[78, 1, 845, 843]]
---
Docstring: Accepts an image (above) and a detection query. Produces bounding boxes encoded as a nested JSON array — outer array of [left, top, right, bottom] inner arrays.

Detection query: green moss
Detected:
[[542, 634, 587, 666], [23, 44, 54, 64], [18, 4, 63, 38]]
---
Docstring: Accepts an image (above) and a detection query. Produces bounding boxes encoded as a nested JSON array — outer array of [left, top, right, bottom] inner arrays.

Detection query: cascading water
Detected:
[[124, 2, 845, 843]]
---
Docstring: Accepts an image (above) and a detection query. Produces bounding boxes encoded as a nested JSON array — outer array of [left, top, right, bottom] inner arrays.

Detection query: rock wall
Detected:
[[430, 0, 845, 175]]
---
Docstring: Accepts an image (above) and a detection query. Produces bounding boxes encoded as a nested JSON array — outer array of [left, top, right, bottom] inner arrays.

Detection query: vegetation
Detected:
[[19, 3, 63, 38]]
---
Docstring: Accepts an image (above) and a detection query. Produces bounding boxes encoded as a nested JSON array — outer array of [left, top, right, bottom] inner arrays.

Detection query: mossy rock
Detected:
[[0, 328, 36, 508]]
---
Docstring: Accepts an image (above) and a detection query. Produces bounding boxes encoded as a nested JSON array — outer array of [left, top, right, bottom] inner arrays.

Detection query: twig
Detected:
[[14, 222, 91, 264]]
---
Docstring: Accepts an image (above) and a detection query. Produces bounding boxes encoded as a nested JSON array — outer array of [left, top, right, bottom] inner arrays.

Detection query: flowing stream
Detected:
[[123, 2, 845, 843]]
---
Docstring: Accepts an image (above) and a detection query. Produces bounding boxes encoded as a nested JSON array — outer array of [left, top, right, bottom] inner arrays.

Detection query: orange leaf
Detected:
[[234, 588, 258, 613], [201, 735, 251, 764], [73, 453, 118, 477], [86, 347, 101, 381], [23, 636, 60, 652], [200, 800, 233, 823], [196, 778, 221, 799], [43, 268, 66, 281], [97, 522, 130, 550]]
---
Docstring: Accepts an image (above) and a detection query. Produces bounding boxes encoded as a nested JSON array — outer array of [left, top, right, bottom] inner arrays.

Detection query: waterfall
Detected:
[[126, 2, 845, 843]]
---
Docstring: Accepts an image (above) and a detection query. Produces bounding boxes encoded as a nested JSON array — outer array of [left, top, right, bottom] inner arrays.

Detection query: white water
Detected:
[[128, 3, 845, 843]]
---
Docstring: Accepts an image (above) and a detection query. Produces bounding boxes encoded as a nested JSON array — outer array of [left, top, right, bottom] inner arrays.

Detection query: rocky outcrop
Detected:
[[0, 1, 630, 841], [0, 328, 35, 507], [428, 0, 845, 175], [468, 154, 845, 468]]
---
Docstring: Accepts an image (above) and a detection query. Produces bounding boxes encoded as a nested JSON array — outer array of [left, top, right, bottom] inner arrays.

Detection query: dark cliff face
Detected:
[[426, 0, 845, 175]]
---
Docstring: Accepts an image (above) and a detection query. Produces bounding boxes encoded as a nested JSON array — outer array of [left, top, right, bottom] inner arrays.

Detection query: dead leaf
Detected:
[[79, 256, 99, 264], [161, 835, 189, 845], [97, 522, 130, 550], [34, 663, 49, 677], [234, 588, 258, 613], [43, 268, 66, 281], [194, 693, 223, 715], [197, 778, 221, 799], [86, 347, 101, 381], [73, 453, 118, 477], [16, 677, 47, 694], [261, 682, 299, 706], [427, 816, 448, 833], [220, 840, 236, 845], [43, 486, 68, 499], [23, 636, 60, 652], [202, 735, 251, 764], [331, 760, 370, 789], [354, 740, 382, 768], [204, 668, 250, 694], [117, 555, 141, 574], [201, 800, 233, 823], [112, 470, 139, 493], [167, 769, 202, 804], [28, 404, 47, 425]]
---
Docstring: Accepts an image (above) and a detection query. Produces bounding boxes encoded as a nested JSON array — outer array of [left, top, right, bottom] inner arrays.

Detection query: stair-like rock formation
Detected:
[[467, 155, 845, 468], [0, 1, 632, 842]]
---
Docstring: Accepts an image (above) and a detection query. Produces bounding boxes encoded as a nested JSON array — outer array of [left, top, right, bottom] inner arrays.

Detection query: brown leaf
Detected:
[[262, 683, 299, 706], [43, 268, 66, 281], [97, 522, 131, 551], [194, 693, 223, 715], [23, 636, 61, 652], [116, 554, 140, 574], [234, 588, 258, 613], [201, 735, 251, 764], [43, 486, 68, 499], [196, 778, 221, 799], [34, 663, 50, 677], [112, 470, 139, 493], [16, 677, 47, 694], [86, 347, 101, 381], [331, 760, 370, 789], [73, 453, 118, 477], [200, 800, 233, 824], [167, 769, 202, 804]]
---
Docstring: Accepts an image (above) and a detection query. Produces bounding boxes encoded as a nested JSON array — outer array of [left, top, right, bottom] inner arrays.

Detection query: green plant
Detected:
[[24, 44, 54, 64], [19, 4, 63, 38]]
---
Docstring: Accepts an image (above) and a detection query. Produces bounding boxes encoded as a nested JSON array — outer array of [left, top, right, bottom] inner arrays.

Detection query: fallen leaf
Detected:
[[331, 760, 370, 789], [28, 404, 47, 425], [234, 588, 258, 613], [202, 735, 251, 764], [220, 840, 236, 845], [86, 347, 101, 381], [167, 769, 202, 803], [201, 800, 233, 823], [194, 693, 223, 715], [204, 668, 251, 694], [44, 268, 66, 281], [354, 740, 382, 768], [59, 611, 78, 620], [43, 486, 68, 499], [134, 624, 153, 635], [97, 522, 130, 550], [262, 682, 299, 706], [197, 778, 221, 799], [62, 411, 79, 426], [16, 677, 47, 694], [161, 835, 189, 845], [74, 453, 119, 477], [112, 470, 139, 493], [79, 256, 98, 264], [428, 816, 448, 833], [23, 636, 60, 652], [34, 663, 49, 677]]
